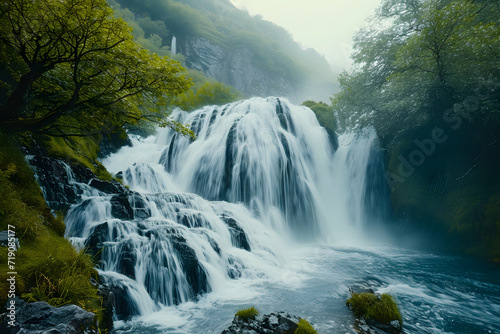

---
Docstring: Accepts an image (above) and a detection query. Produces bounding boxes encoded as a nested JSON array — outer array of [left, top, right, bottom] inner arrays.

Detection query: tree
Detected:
[[332, 0, 500, 145], [172, 81, 241, 111], [0, 0, 193, 137]]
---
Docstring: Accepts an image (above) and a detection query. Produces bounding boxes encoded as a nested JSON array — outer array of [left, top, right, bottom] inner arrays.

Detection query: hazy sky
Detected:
[[230, 0, 382, 73]]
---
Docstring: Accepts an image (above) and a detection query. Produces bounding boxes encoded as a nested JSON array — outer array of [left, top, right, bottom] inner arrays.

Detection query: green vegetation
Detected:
[[302, 100, 338, 146], [294, 318, 318, 334], [332, 0, 499, 144], [109, 0, 335, 99], [235, 306, 259, 321], [173, 81, 242, 112], [0, 134, 101, 326], [332, 0, 500, 259], [0, 0, 193, 139], [42, 135, 113, 181], [346, 292, 402, 327], [0, 0, 198, 326]]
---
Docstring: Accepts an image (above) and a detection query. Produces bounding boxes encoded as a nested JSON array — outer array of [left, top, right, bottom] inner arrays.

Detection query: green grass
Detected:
[[294, 318, 318, 334], [346, 292, 402, 326], [235, 306, 259, 321], [0, 130, 102, 329]]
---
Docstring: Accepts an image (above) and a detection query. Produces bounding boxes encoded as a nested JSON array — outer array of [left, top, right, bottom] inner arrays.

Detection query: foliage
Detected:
[[0, 131, 102, 325], [173, 81, 241, 112], [22, 246, 101, 314], [302, 100, 337, 131], [332, 0, 500, 260], [42, 135, 113, 180], [332, 0, 500, 145], [346, 292, 402, 326], [0, 0, 192, 138], [0, 132, 49, 240], [110, 0, 335, 97], [294, 318, 318, 334], [235, 306, 259, 321]]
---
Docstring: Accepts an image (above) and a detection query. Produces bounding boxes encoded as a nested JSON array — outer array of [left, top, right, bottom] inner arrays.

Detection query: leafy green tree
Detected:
[[173, 81, 241, 111], [0, 0, 192, 137], [332, 0, 500, 145]]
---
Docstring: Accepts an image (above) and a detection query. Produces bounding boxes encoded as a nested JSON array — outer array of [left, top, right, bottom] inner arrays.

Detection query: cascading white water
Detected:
[[153, 97, 340, 238], [171, 36, 177, 56], [332, 127, 389, 231], [42, 97, 387, 321]]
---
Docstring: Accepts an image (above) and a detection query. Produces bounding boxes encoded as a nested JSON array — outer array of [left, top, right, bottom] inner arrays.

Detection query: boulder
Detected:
[[222, 312, 300, 334], [29, 156, 80, 211], [110, 193, 134, 220], [347, 287, 403, 334], [219, 215, 251, 251], [0, 298, 97, 334]]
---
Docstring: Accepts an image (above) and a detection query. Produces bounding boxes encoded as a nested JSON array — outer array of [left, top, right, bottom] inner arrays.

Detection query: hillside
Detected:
[[109, 0, 336, 102]]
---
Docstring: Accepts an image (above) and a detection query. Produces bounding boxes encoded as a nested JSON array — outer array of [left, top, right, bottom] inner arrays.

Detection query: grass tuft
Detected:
[[346, 292, 402, 326], [235, 306, 259, 321], [294, 318, 318, 334]]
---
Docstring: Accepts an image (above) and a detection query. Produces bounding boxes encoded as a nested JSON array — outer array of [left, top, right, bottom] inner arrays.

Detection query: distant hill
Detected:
[[110, 0, 336, 102]]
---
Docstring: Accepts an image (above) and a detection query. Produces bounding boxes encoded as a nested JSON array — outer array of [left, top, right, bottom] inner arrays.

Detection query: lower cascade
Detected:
[[30, 97, 387, 321]]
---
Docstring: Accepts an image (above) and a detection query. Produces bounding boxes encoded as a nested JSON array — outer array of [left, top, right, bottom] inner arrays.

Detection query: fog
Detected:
[[230, 0, 382, 73]]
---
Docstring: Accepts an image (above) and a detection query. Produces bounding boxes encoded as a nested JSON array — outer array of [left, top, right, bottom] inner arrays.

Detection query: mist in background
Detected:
[[230, 0, 382, 74]]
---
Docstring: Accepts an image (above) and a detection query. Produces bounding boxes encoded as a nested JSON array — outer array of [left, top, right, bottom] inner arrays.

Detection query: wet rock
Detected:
[[170, 233, 210, 296], [0, 298, 97, 334], [110, 193, 134, 220], [29, 156, 80, 211], [220, 215, 251, 251], [222, 312, 300, 334], [131, 193, 151, 220], [117, 239, 137, 279], [99, 277, 141, 321], [89, 178, 126, 195], [85, 222, 116, 259]]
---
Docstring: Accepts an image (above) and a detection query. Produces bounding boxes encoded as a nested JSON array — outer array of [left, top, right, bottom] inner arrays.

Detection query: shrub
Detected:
[[235, 306, 259, 321], [346, 292, 402, 326], [294, 318, 318, 334], [21, 238, 102, 316]]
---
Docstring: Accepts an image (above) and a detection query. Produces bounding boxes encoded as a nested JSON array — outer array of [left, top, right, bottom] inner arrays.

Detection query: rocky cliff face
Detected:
[[181, 37, 299, 101]]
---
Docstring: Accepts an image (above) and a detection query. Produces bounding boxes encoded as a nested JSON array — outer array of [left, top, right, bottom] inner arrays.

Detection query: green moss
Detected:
[[42, 135, 112, 181], [294, 318, 318, 334], [235, 306, 259, 321], [346, 292, 402, 326]]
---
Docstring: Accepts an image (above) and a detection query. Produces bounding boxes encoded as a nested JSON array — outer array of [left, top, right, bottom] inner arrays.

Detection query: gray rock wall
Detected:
[[182, 37, 298, 101]]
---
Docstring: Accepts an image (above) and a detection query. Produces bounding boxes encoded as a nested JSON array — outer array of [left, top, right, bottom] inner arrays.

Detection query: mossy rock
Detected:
[[294, 318, 318, 334], [347, 291, 402, 333], [235, 306, 259, 322]]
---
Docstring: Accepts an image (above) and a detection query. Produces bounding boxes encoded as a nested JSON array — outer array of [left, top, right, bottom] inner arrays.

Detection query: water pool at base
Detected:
[[112, 245, 500, 334]]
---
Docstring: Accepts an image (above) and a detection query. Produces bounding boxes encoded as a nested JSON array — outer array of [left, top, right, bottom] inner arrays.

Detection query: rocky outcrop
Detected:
[[182, 37, 297, 101], [347, 286, 403, 334], [0, 298, 97, 334], [222, 312, 301, 334]]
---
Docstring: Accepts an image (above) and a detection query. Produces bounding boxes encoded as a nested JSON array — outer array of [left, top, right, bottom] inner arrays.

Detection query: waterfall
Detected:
[[332, 127, 391, 231], [31, 97, 389, 321], [171, 36, 177, 55]]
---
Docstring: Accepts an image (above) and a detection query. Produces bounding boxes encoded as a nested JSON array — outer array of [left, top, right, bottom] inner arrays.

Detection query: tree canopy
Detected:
[[332, 0, 500, 145], [0, 0, 193, 137]]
